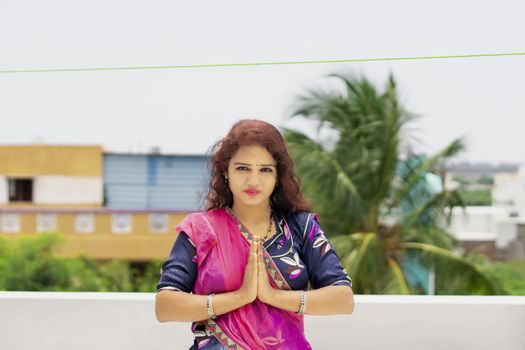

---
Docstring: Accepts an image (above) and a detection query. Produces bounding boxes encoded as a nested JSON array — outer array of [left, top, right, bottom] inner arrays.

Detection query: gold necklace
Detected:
[[231, 208, 273, 243]]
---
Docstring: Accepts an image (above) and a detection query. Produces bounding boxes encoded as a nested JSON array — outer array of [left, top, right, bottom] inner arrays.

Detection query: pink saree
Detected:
[[175, 207, 312, 350]]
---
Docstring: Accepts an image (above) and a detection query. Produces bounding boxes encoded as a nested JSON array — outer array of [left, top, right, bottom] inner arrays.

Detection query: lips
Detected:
[[244, 189, 260, 196]]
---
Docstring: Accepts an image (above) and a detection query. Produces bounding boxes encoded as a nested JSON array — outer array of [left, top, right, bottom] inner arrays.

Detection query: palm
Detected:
[[282, 73, 504, 295]]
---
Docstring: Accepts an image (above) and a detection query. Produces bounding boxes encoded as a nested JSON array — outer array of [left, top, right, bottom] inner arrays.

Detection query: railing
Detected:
[[0, 292, 523, 350]]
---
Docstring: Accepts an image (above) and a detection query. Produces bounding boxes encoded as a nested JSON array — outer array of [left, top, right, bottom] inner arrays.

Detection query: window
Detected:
[[8, 178, 33, 202]]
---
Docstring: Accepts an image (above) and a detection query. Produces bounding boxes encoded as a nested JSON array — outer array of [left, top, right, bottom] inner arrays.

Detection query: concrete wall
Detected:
[[0, 145, 103, 177], [0, 209, 188, 261], [33, 176, 103, 205], [0, 176, 7, 203], [0, 174, 103, 206], [0, 292, 523, 350]]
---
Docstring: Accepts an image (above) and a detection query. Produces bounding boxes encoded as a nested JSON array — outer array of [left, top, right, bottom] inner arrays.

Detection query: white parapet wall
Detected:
[[0, 292, 523, 350], [0, 176, 8, 203], [33, 176, 103, 204], [0, 176, 103, 205]]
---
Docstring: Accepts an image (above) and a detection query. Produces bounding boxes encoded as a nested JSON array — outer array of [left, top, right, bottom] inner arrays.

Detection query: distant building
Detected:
[[396, 156, 522, 295], [448, 206, 525, 261], [492, 163, 525, 217], [3, 144, 523, 264], [0, 145, 208, 262], [0, 145, 104, 207], [103, 152, 208, 210]]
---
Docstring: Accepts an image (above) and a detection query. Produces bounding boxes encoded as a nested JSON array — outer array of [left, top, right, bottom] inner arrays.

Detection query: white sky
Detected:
[[1, 0, 524, 164]]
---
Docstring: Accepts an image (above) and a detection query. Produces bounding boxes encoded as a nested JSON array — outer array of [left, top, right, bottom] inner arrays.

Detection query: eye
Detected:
[[236, 166, 248, 171], [261, 168, 273, 172]]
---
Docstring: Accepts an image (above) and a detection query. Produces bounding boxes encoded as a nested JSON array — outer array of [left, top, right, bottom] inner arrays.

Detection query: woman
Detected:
[[155, 119, 354, 349]]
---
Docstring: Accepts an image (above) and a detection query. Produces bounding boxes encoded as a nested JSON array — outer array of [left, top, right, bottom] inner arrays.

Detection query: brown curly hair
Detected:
[[205, 119, 312, 213]]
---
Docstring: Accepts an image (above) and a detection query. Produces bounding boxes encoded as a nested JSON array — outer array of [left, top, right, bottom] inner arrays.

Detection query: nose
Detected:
[[246, 170, 261, 186]]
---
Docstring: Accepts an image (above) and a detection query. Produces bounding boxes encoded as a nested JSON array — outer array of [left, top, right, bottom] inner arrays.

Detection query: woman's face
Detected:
[[226, 144, 278, 209]]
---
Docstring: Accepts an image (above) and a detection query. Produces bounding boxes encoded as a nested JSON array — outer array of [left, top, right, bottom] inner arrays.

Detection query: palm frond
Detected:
[[401, 226, 458, 251], [400, 188, 464, 231], [389, 138, 466, 210], [400, 242, 503, 295], [332, 232, 390, 294], [385, 256, 411, 294], [282, 127, 362, 214]]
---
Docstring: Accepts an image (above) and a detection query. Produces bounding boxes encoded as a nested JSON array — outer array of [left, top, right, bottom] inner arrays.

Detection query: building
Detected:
[[492, 163, 525, 217], [0, 145, 208, 262]]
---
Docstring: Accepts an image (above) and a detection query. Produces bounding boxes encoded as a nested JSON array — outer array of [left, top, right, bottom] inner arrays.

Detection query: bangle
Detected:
[[207, 293, 217, 319], [297, 290, 307, 315]]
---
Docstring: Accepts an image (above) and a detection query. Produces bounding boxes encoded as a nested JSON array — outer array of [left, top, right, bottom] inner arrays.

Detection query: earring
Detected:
[[224, 174, 228, 183]]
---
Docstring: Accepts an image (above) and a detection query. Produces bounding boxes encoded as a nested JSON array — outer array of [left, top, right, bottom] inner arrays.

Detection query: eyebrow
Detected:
[[234, 162, 277, 167]]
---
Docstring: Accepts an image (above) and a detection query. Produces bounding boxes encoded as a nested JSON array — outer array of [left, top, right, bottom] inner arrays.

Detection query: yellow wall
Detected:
[[0, 211, 190, 261], [0, 145, 103, 177], [1, 203, 103, 208], [0, 145, 188, 261]]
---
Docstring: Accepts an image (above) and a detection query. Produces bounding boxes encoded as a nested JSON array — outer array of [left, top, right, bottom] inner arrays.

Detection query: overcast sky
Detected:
[[1, 0, 524, 164]]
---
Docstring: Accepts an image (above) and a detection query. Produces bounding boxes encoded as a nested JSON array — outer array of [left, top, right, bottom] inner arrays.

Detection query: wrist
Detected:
[[261, 286, 277, 305], [235, 289, 251, 306]]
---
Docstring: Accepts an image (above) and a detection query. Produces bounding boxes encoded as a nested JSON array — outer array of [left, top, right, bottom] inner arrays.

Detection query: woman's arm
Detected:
[[156, 237, 260, 322], [262, 285, 354, 315], [258, 211, 355, 315], [155, 289, 250, 322]]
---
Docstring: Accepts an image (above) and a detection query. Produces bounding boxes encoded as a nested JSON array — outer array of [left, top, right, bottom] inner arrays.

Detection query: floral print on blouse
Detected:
[[156, 208, 352, 350]]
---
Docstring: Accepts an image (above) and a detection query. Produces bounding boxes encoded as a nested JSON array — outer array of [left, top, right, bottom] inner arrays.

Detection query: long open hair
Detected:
[[205, 119, 312, 213]]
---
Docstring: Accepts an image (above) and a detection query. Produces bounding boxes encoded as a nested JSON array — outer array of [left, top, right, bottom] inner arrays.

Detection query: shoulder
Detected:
[[174, 211, 203, 230], [174, 209, 224, 243], [281, 210, 319, 239], [177, 208, 224, 226]]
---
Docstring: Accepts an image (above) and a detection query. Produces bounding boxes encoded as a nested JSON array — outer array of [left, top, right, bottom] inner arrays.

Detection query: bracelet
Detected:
[[297, 290, 307, 315], [207, 293, 217, 319]]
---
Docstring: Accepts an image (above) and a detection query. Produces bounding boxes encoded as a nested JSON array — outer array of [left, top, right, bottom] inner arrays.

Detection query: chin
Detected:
[[235, 194, 271, 207]]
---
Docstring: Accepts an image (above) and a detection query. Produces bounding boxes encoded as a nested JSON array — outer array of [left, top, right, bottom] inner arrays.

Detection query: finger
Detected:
[[251, 240, 258, 263], [258, 251, 265, 271], [247, 240, 257, 269]]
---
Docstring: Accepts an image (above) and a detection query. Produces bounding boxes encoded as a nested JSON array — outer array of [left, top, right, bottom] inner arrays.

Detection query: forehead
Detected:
[[230, 144, 276, 164]]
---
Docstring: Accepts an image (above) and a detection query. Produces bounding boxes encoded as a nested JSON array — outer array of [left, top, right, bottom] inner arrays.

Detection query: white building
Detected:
[[492, 162, 525, 217], [438, 163, 525, 260]]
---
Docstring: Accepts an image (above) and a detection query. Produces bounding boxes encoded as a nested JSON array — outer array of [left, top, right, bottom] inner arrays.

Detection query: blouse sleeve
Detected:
[[301, 212, 353, 289], [156, 231, 198, 293]]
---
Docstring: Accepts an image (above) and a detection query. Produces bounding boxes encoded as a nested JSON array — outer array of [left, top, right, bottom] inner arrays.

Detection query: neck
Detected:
[[231, 202, 272, 226]]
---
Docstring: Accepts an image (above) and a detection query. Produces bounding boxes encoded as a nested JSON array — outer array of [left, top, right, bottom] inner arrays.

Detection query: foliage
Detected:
[[283, 72, 502, 295], [452, 176, 470, 186], [0, 234, 162, 292], [477, 175, 494, 185], [477, 259, 525, 295], [458, 189, 492, 206]]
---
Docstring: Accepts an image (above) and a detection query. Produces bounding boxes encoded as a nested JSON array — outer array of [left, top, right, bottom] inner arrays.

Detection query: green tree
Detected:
[[282, 72, 505, 295], [0, 234, 104, 291], [477, 175, 494, 185], [0, 233, 162, 292]]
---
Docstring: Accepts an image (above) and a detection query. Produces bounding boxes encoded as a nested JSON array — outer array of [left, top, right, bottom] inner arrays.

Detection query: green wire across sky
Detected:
[[0, 51, 524, 75]]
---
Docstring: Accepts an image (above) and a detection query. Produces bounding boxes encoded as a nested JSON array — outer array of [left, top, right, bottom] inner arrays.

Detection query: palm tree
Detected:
[[282, 73, 505, 295]]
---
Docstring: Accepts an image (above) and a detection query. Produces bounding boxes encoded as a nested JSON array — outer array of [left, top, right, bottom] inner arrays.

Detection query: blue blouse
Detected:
[[157, 208, 352, 349]]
